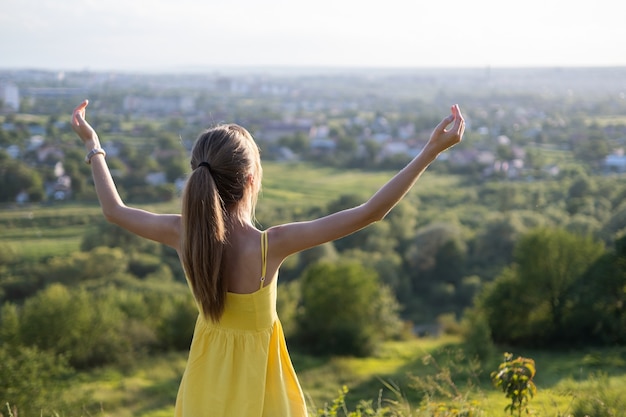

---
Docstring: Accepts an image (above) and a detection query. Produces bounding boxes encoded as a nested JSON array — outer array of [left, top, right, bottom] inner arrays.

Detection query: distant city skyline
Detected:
[[1, 0, 624, 72]]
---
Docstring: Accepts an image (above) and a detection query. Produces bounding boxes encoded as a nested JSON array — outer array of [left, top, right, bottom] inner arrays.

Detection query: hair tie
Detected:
[[198, 161, 212, 172]]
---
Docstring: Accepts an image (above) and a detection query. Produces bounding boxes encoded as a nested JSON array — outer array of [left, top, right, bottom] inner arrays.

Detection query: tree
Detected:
[[470, 214, 526, 276], [516, 228, 604, 336], [476, 267, 536, 345], [154, 132, 188, 181], [278, 132, 310, 155], [567, 234, 626, 344], [404, 222, 466, 296], [296, 260, 402, 356], [0, 160, 44, 203], [601, 203, 626, 243], [19, 284, 118, 367], [477, 227, 605, 346]]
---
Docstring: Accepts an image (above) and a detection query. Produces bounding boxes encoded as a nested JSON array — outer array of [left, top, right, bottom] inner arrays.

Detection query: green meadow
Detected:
[[2, 161, 626, 416], [64, 336, 626, 416]]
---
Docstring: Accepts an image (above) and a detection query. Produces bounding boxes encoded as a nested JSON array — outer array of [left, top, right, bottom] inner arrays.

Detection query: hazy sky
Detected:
[[1, 0, 624, 72]]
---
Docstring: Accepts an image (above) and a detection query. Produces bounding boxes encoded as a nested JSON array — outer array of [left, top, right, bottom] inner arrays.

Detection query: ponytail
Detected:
[[181, 167, 227, 322], [181, 124, 262, 322]]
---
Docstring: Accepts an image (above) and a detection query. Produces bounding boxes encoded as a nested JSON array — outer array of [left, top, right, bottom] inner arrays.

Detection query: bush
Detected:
[[157, 293, 198, 351], [296, 261, 402, 356], [128, 252, 166, 278], [490, 353, 537, 417], [460, 308, 495, 361], [19, 283, 129, 368], [0, 345, 73, 417]]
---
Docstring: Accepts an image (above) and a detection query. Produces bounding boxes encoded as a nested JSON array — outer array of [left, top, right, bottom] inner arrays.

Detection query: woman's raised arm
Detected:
[[71, 100, 181, 250], [268, 104, 465, 259]]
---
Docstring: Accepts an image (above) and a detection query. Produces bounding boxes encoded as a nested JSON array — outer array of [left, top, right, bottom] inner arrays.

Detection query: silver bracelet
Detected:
[[85, 147, 106, 164]]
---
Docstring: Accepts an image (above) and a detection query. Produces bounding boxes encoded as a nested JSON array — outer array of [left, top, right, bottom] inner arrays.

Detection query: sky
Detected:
[[1, 0, 624, 72]]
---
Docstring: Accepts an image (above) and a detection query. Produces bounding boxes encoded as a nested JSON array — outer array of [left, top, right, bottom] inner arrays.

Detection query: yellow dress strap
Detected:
[[260, 231, 268, 290]]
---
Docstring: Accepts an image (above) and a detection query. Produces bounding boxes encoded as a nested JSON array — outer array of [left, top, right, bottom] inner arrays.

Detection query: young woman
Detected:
[[71, 100, 465, 417]]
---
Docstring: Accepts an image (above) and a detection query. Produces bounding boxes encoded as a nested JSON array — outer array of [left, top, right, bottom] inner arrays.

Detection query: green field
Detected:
[[3, 162, 626, 416], [65, 336, 626, 417], [0, 162, 461, 260]]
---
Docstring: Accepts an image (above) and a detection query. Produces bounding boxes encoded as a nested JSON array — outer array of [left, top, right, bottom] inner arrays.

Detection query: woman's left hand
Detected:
[[71, 99, 99, 145]]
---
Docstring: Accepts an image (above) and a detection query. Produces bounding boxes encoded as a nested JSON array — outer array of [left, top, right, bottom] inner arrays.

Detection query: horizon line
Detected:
[[2, 64, 626, 76]]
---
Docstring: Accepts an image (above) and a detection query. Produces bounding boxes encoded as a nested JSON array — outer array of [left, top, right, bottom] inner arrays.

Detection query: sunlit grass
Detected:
[[64, 337, 626, 417], [72, 352, 187, 417]]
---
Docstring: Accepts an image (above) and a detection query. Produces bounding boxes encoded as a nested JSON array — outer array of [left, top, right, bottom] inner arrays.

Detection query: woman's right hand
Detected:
[[426, 104, 465, 155]]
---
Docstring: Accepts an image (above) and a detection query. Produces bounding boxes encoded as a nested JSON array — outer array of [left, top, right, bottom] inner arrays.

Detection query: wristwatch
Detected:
[[85, 148, 106, 164]]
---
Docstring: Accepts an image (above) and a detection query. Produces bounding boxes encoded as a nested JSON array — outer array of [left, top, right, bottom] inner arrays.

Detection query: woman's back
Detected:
[[175, 230, 307, 417], [221, 225, 268, 294]]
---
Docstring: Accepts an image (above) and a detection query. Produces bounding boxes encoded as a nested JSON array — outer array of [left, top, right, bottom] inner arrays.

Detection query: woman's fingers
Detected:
[[72, 100, 89, 126], [436, 113, 455, 133], [450, 104, 465, 135]]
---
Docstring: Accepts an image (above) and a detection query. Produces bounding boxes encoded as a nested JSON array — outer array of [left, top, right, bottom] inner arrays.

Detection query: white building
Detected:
[[1, 83, 20, 111], [605, 152, 626, 173]]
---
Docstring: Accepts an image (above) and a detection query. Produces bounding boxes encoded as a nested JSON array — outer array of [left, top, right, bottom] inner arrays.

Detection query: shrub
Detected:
[[296, 261, 402, 356], [460, 308, 495, 361], [157, 293, 198, 351], [490, 353, 536, 417], [19, 284, 133, 368], [0, 345, 73, 417]]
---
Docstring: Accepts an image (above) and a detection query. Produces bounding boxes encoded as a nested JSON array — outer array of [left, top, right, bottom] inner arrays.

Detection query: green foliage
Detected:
[[408, 347, 486, 417], [0, 303, 20, 347], [0, 242, 18, 266], [490, 353, 537, 417], [314, 385, 397, 417], [460, 308, 494, 361], [0, 345, 73, 417], [10, 280, 195, 368], [41, 246, 129, 285], [156, 293, 197, 351], [297, 260, 402, 356], [276, 280, 301, 339], [81, 218, 162, 254], [478, 227, 606, 346], [0, 159, 44, 203], [128, 252, 170, 279], [19, 283, 128, 367], [404, 223, 467, 318], [568, 234, 626, 344]]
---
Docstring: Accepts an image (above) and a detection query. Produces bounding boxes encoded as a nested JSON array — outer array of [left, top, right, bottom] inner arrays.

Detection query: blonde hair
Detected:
[[181, 124, 262, 322]]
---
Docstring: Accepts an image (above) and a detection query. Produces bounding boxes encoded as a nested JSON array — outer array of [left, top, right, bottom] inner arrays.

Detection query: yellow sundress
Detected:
[[174, 231, 307, 417]]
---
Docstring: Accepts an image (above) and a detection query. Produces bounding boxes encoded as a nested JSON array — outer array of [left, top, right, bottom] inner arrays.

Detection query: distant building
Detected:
[[605, 152, 626, 173], [123, 95, 196, 114], [0, 82, 20, 111], [256, 120, 312, 143]]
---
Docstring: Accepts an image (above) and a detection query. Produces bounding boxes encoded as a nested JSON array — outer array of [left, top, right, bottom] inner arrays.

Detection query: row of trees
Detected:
[[3, 221, 625, 375], [2, 179, 626, 364], [0, 216, 404, 368]]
